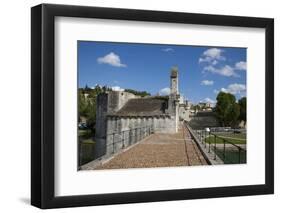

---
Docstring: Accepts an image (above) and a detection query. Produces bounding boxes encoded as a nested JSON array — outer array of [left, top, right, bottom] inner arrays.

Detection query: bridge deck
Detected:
[[83, 124, 208, 170]]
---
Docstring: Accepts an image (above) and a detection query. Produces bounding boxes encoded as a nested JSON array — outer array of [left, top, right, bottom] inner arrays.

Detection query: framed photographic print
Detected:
[[31, 3, 274, 209]]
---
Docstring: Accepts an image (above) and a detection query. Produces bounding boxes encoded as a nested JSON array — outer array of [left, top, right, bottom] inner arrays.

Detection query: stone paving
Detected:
[[82, 124, 208, 170]]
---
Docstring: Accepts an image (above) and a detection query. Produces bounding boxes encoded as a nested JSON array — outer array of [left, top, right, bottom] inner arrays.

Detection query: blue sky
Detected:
[[78, 41, 246, 104]]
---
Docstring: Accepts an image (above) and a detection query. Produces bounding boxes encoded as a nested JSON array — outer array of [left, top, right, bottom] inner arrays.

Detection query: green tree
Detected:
[[215, 92, 240, 127], [124, 89, 151, 97], [78, 85, 104, 134], [78, 86, 151, 134], [238, 97, 246, 123], [78, 92, 88, 117], [85, 98, 96, 133], [191, 104, 201, 111], [227, 102, 240, 127]]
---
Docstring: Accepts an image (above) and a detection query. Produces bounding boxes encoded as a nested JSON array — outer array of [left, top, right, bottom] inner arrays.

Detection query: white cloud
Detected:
[[97, 52, 127, 67], [202, 97, 216, 107], [204, 48, 223, 58], [162, 48, 174, 52], [91, 84, 99, 89], [219, 65, 238, 77], [159, 87, 170, 95], [199, 48, 225, 64], [212, 60, 218, 65], [199, 48, 246, 78], [204, 97, 216, 103], [221, 83, 246, 95], [204, 65, 238, 77], [235, 61, 247, 70], [199, 48, 238, 77], [201, 80, 214, 86], [213, 89, 219, 94], [220, 88, 228, 93], [203, 65, 216, 72], [111, 86, 124, 91]]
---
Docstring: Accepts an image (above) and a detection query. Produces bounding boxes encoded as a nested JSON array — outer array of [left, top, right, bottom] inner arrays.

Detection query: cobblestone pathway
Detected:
[[84, 124, 208, 170]]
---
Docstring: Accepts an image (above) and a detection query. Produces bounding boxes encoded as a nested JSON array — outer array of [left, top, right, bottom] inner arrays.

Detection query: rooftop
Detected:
[[108, 97, 168, 117]]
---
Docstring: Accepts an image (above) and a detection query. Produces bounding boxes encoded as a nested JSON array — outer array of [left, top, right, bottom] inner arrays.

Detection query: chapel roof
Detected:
[[108, 97, 169, 117]]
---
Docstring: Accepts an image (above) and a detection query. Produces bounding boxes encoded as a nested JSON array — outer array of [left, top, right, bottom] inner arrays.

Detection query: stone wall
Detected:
[[104, 115, 176, 156], [94, 93, 108, 158], [107, 91, 137, 113], [106, 116, 151, 155], [188, 112, 219, 130], [179, 105, 190, 121], [168, 67, 179, 132], [95, 90, 179, 160], [95, 91, 137, 159]]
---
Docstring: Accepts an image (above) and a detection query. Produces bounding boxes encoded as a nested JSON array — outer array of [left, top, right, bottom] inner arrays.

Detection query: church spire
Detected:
[[170, 66, 179, 95]]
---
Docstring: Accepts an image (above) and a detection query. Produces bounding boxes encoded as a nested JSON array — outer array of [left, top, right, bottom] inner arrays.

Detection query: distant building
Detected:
[[198, 101, 213, 111], [83, 93, 90, 99], [188, 111, 219, 130], [179, 98, 192, 121], [179, 95, 185, 104]]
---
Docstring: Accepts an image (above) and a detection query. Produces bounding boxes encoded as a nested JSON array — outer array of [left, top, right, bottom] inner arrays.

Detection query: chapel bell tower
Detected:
[[170, 66, 179, 95], [169, 66, 179, 132]]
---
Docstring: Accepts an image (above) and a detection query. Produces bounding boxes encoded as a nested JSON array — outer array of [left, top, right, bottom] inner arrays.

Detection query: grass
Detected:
[[203, 132, 247, 164], [78, 129, 95, 166], [214, 148, 247, 164], [79, 138, 96, 165], [205, 134, 246, 145], [79, 129, 92, 138], [215, 133, 246, 139], [82, 139, 95, 144]]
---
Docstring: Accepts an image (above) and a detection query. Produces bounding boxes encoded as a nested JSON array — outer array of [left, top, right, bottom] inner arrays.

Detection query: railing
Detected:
[[106, 125, 154, 154], [78, 138, 95, 167], [194, 129, 246, 164], [210, 127, 247, 134], [78, 125, 154, 167]]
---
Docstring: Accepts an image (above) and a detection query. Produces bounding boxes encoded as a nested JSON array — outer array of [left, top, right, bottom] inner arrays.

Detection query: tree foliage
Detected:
[[78, 85, 104, 132], [191, 104, 201, 111], [78, 85, 151, 134], [124, 89, 151, 97], [215, 92, 241, 127], [238, 97, 246, 123]]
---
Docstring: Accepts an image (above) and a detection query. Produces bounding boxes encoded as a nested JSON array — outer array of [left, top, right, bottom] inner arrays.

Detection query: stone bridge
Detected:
[[81, 123, 208, 170]]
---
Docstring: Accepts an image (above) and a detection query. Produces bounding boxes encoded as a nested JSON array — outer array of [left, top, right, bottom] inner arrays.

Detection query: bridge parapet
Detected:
[[184, 121, 224, 165]]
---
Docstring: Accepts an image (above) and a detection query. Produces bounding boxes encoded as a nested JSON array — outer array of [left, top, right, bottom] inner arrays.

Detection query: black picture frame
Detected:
[[31, 3, 274, 209]]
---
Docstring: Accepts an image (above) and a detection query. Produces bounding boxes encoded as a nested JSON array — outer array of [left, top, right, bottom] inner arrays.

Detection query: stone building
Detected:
[[94, 67, 180, 159], [188, 111, 219, 130], [179, 100, 191, 121]]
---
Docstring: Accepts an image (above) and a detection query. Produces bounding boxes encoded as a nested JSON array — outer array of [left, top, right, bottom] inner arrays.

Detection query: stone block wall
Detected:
[[95, 91, 137, 159], [107, 91, 137, 113], [179, 105, 190, 121], [103, 115, 177, 156], [94, 94, 108, 158], [188, 112, 219, 130]]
